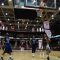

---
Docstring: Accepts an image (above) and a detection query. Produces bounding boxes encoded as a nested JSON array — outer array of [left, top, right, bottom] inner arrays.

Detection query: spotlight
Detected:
[[18, 22, 19, 24], [8, 19, 10, 21], [1, 3, 4, 6], [9, 0, 12, 1], [51, 15, 54, 19], [52, 17, 54, 19], [26, 25, 27, 27], [6, 13, 8, 15], [39, 14, 42, 17], [34, 25, 35, 27], [37, 20, 38, 22], [51, 15, 54, 18], [25, 27, 27, 29], [58, 7, 60, 10], [10, 23, 12, 25], [27, 22, 28, 24]]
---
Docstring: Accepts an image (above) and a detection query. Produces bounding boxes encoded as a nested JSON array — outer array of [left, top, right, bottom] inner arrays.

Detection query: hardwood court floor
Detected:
[[0, 50, 60, 60]]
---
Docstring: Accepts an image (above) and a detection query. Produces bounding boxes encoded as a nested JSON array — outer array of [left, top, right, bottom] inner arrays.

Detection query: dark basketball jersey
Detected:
[[43, 0, 48, 3]]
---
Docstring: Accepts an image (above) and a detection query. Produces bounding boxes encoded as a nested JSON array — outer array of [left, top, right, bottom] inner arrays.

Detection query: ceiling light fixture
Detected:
[[18, 22, 19, 24], [40, 15, 42, 17], [9, 0, 12, 1], [52, 17, 54, 19], [1, 3, 4, 6], [51, 15, 54, 19], [10, 23, 12, 25], [26, 25, 27, 27], [25, 27, 27, 29], [37, 20, 38, 22], [58, 7, 60, 10], [27, 22, 28, 24], [51, 15, 54, 18], [6, 13, 8, 15], [34, 25, 35, 27], [8, 19, 10, 21]]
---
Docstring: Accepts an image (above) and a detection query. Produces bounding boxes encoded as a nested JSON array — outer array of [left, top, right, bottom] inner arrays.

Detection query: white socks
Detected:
[[32, 53, 35, 57]]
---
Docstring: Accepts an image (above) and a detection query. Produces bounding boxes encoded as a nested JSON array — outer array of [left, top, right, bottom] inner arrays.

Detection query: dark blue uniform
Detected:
[[4, 42, 12, 53], [3, 33, 12, 55], [31, 36, 37, 53]]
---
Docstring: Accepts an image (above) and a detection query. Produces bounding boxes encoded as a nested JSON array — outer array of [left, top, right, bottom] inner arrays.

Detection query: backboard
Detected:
[[14, 0, 57, 9], [24, 0, 56, 9]]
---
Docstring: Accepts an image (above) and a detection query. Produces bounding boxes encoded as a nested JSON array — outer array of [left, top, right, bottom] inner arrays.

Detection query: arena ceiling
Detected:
[[0, 0, 60, 35]]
